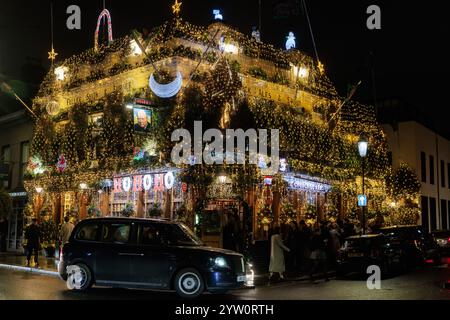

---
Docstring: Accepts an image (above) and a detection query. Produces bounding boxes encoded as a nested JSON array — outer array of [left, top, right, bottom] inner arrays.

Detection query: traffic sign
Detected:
[[358, 195, 367, 207]]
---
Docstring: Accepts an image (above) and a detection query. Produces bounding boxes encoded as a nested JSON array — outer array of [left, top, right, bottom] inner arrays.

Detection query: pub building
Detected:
[[24, 12, 390, 253]]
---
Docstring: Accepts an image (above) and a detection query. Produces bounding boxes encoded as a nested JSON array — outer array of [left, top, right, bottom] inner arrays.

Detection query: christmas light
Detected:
[[54, 66, 68, 81]]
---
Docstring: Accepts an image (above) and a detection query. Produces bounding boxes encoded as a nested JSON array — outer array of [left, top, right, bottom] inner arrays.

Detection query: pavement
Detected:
[[0, 252, 59, 278]]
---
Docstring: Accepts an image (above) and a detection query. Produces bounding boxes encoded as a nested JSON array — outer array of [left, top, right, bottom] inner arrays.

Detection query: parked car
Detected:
[[431, 230, 450, 255], [337, 234, 408, 277], [59, 218, 251, 298], [378, 226, 441, 265]]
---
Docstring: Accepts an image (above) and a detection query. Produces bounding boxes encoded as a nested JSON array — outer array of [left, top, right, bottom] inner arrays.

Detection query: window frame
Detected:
[[420, 152, 427, 183], [74, 222, 103, 243], [429, 155, 435, 185]]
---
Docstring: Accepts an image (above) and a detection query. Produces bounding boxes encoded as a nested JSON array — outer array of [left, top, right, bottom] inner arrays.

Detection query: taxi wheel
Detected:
[[66, 263, 93, 292], [174, 268, 205, 299]]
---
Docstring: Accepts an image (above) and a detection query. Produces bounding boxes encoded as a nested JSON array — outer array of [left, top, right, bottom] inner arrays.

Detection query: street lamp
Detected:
[[358, 135, 368, 235], [35, 187, 43, 194]]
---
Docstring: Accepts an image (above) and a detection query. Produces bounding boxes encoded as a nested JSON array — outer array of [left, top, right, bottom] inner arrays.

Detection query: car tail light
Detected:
[[425, 259, 434, 264], [447, 238, 450, 243]]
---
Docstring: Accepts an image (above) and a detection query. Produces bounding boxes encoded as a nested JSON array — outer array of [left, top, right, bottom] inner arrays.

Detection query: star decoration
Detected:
[[48, 47, 58, 62], [318, 61, 325, 75], [172, 0, 182, 16]]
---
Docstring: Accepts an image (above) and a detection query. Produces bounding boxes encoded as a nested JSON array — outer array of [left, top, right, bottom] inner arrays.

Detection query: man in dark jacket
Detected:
[[25, 218, 41, 268]]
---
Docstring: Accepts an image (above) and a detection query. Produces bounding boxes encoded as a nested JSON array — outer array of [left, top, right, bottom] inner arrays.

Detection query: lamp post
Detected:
[[358, 136, 368, 235]]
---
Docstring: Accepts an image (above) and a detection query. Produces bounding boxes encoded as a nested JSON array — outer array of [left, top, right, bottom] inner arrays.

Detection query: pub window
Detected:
[[1, 145, 11, 189], [441, 160, 446, 188], [19, 141, 30, 184], [429, 155, 435, 185], [448, 163, 450, 190], [420, 152, 426, 183]]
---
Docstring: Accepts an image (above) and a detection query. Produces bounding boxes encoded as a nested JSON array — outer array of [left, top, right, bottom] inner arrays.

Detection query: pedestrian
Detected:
[[309, 226, 330, 283], [328, 223, 341, 269], [343, 218, 354, 238], [223, 211, 237, 251], [269, 226, 290, 282], [0, 217, 8, 252], [24, 218, 41, 268], [285, 221, 299, 273], [59, 216, 75, 245], [298, 220, 311, 272]]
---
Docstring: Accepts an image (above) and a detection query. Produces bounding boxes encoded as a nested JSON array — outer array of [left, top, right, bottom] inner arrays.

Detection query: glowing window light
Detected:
[[130, 39, 143, 56], [292, 64, 309, 79], [54, 66, 68, 81]]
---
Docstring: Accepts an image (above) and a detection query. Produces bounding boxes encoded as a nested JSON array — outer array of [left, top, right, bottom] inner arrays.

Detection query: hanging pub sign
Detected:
[[56, 154, 67, 172], [113, 171, 176, 193]]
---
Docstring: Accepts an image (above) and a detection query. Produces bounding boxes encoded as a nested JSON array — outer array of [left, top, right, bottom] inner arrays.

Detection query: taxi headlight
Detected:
[[215, 257, 228, 268]]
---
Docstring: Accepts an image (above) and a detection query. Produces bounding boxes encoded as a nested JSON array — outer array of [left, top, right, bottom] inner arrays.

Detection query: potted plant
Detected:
[[121, 202, 135, 217], [87, 205, 102, 218], [147, 203, 163, 218]]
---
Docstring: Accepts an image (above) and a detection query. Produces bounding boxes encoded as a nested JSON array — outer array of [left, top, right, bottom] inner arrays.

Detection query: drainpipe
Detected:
[[436, 133, 441, 231]]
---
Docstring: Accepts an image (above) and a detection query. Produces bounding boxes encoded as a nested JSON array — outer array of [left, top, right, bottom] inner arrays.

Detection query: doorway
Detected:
[[7, 198, 26, 252]]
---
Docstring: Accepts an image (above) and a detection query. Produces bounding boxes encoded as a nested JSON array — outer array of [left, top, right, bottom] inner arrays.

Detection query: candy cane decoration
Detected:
[[94, 9, 113, 51]]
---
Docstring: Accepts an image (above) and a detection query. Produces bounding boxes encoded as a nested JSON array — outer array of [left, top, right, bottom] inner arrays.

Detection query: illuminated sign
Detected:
[[133, 108, 153, 133], [9, 192, 27, 198], [113, 171, 177, 193], [279, 158, 287, 172], [358, 195, 367, 207], [284, 175, 331, 193], [134, 98, 154, 107]]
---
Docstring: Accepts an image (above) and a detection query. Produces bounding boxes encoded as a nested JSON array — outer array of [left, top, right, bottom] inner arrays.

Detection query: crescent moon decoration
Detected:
[[94, 9, 113, 51], [46, 100, 60, 116], [149, 71, 183, 98]]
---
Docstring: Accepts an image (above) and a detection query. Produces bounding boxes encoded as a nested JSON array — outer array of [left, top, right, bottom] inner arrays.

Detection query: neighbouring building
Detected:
[[0, 110, 34, 252], [379, 98, 450, 232]]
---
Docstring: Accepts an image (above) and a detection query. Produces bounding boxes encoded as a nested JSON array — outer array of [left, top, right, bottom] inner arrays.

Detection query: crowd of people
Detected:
[[269, 218, 362, 283], [22, 215, 74, 268]]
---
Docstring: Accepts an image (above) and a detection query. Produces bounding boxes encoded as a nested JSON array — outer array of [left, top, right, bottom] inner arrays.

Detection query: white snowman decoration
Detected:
[[285, 32, 296, 50]]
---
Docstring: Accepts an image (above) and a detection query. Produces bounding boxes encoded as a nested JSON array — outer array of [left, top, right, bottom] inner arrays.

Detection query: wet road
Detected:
[[0, 264, 449, 300]]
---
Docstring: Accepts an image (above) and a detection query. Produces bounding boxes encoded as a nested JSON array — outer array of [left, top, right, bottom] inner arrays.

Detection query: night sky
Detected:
[[0, 0, 449, 134]]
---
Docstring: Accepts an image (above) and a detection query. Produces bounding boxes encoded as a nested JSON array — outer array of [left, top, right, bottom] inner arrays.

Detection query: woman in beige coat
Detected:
[[269, 226, 290, 280]]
